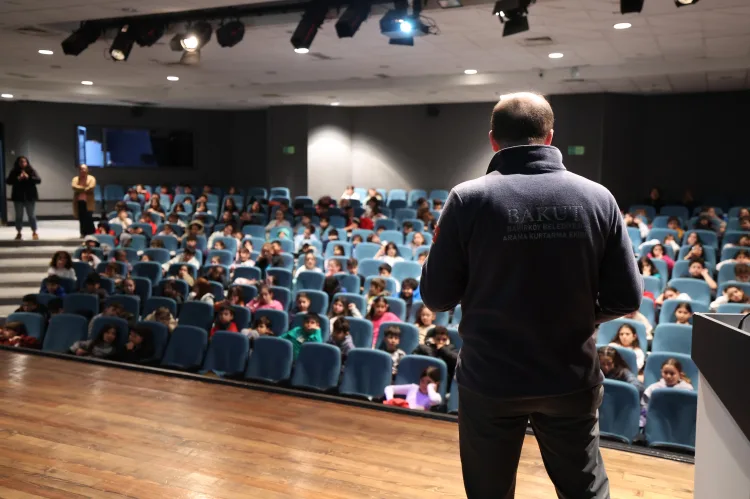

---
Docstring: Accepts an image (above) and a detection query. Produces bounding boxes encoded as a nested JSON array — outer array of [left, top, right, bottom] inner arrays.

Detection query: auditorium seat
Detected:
[[234, 266, 262, 283], [376, 322, 419, 354], [291, 343, 341, 391], [645, 389, 697, 452], [178, 301, 214, 331], [717, 302, 750, 313], [392, 261, 422, 282], [608, 345, 638, 374], [63, 293, 99, 319], [324, 241, 352, 258], [345, 317, 374, 349], [42, 314, 88, 353], [384, 297, 407, 321], [644, 353, 698, 389], [333, 292, 367, 316], [267, 268, 293, 288], [244, 336, 293, 383], [447, 376, 459, 414], [597, 319, 648, 351], [334, 273, 360, 295], [651, 324, 692, 356], [106, 295, 141, 319], [139, 321, 169, 364], [364, 276, 399, 296], [599, 379, 640, 444], [672, 260, 715, 279], [408, 300, 449, 326], [428, 190, 450, 202], [659, 299, 708, 324], [339, 349, 393, 399], [379, 230, 404, 245], [374, 219, 398, 232], [253, 309, 288, 336], [201, 331, 250, 377], [143, 297, 177, 319], [161, 325, 208, 371], [357, 259, 381, 278], [451, 305, 462, 325]]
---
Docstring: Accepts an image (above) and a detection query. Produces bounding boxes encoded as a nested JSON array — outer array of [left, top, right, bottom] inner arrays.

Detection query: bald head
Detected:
[[489, 92, 554, 151]]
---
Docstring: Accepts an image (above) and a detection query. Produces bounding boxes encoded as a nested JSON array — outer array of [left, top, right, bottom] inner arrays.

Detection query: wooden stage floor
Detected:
[[0, 351, 694, 499]]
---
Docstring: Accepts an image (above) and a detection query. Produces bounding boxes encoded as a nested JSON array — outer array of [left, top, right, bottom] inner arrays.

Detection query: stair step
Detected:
[[0, 238, 81, 248], [0, 304, 20, 319], [0, 272, 48, 286], [0, 287, 40, 306], [0, 261, 49, 273], [0, 246, 80, 259]]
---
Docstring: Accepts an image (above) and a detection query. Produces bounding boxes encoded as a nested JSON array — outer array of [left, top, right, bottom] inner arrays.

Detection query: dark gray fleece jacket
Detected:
[[420, 145, 642, 398]]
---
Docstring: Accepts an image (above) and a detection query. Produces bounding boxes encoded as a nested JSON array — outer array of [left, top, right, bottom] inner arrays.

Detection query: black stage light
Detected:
[[181, 21, 213, 52], [493, 0, 534, 37], [336, 2, 371, 38], [217, 20, 245, 47], [109, 25, 135, 61], [620, 0, 644, 13], [291, 2, 328, 52], [61, 22, 101, 56], [134, 23, 165, 47], [675, 0, 698, 6]]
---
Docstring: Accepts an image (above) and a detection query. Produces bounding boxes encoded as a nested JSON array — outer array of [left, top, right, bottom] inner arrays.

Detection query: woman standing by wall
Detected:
[[71, 164, 96, 238], [5, 156, 41, 240]]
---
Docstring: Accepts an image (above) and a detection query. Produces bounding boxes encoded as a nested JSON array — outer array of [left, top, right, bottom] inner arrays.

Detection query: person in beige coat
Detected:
[[72, 164, 96, 237]]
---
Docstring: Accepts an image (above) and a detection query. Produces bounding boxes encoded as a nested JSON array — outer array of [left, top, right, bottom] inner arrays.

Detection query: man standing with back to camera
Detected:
[[421, 93, 642, 499]]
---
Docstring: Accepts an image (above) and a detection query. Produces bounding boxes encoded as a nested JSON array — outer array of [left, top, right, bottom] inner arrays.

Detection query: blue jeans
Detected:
[[14, 200, 37, 233]]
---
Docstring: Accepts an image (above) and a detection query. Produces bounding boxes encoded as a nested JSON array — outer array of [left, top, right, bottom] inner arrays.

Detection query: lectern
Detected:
[[693, 313, 750, 499]]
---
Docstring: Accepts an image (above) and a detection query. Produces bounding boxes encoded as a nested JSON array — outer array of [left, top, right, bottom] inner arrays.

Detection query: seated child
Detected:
[[231, 247, 255, 273], [0, 321, 39, 349], [380, 326, 406, 376], [655, 286, 691, 306], [686, 259, 717, 290], [88, 303, 129, 338], [247, 284, 284, 313], [118, 277, 137, 296], [399, 278, 418, 320], [161, 280, 185, 304], [417, 250, 428, 265], [117, 325, 155, 364], [710, 285, 750, 311], [209, 305, 239, 337], [241, 316, 274, 340], [40, 274, 66, 297], [384, 366, 442, 411], [290, 292, 311, 322], [366, 277, 388, 306], [144, 306, 178, 333], [674, 302, 693, 325], [598, 346, 644, 396], [327, 317, 355, 367], [77, 247, 102, 268], [80, 273, 109, 304], [16, 294, 49, 320], [70, 324, 118, 359], [413, 326, 458, 380], [215, 286, 246, 310], [735, 263, 750, 283], [279, 312, 322, 359], [640, 357, 693, 427], [328, 297, 362, 333], [608, 324, 645, 371], [47, 298, 63, 317], [414, 304, 436, 344], [367, 296, 402, 347]]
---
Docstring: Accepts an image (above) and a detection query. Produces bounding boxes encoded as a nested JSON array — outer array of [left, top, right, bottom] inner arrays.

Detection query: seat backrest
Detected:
[[143, 297, 177, 318], [384, 297, 407, 321], [161, 325, 208, 369], [138, 320, 170, 362], [253, 309, 288, 336], [651, 324, 692, 355], [144, 248, 172, 264], [296, 271, 325, 291], [358, 258, 381, 278], [374, 219, 397, 231], [106, 295, 141, 320], [394, 208, 417, 222], [408, 300, 450, 326], [599, 379, 641, 444], [377, 322, 419, 354], [667, 278, 711, 305], [62, 293, 100, 318], [642, 276, 662, 296], [324, 241, 352, 258], [340, 349, 394, 399], [717, 302, 750, 313], [379, 230, 404, 245], [291, 342, 341, 391], [672, 260, 715, 279], [244, 336, 293, 382], [178, 301, 214, 331], [428, 190, 450, 202], [608, 345, 638, 374], [334, 273, 360, 294], [202, 331, 250, 376], [644, 352, 698, 389], [646, 228, 681, 244], [7, 312, 46, 341], [73, 261, 94, 288], [451, 304, 462, 325], [408, 190, 427, 206], [639, 297, 656, 327], [344, 317, 374, 348], [42, 314, 88, 353], [677, 244, 716, 265], [660, 205, 689, 220], [394, 355, 448, 398], [132, 261, 162, 285], [233, 266, 262, 283], [392, 261, 422, 282], [90, 315, 130, 348], [645, 389, 697, 451], [267, 268, 293, 288]]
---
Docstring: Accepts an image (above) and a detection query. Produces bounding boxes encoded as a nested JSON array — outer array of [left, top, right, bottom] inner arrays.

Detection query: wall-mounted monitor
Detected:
[[76, 125, 194, 168]]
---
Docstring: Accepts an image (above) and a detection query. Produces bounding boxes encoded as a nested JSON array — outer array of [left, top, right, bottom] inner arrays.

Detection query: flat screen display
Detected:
[[76, 125, 194, 168]]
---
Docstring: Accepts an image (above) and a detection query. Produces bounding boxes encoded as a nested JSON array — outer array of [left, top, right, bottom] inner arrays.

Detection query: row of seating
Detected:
[[628, 204, 749, 221]]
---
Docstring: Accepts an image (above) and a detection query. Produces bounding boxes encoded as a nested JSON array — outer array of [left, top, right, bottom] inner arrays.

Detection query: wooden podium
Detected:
[[692, 313, 750, 498]]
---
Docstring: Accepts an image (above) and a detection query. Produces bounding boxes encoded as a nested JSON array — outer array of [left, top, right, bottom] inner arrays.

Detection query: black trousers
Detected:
[[77, 200, 95, 237], [458, 384, 609, 499]]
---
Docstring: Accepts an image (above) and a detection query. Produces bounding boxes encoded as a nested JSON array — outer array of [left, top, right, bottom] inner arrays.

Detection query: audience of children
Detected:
[[640, 358, 693, 427], [608, 324, 645, 371], [279, 312, 322, 359], [383, 366, 442, 411], [598, 346, 644, 396]]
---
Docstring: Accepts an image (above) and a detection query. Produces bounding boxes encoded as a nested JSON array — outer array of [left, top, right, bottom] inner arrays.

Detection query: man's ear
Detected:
[[544, 129, 554, 145], [489, 131, 500, 152]]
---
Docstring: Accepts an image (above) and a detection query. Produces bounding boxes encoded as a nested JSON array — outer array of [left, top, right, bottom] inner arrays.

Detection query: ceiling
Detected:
[[1, 0, 750, 108]]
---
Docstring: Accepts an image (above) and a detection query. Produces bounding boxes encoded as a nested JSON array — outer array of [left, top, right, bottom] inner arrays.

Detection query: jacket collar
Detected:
[[486, 145, 566, 175]]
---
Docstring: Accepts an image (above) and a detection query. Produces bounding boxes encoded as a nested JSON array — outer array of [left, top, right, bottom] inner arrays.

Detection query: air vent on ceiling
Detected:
[[6, 72, 36, 79], [15, 25, 59, 37], [118, 100, 158, 107], [374, 73, 391, 79], [261, 93, 286, 98], [519, 36, 554, 47]]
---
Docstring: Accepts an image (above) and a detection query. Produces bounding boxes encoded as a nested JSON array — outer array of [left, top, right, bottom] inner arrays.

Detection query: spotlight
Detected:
[[675, 0, 698, 6], [493, 0, 534, 37], [181, 21, 212, 52], [620, 0, 644, 13], [336, 3, 371, 38], [380, 9, 427, 44], [134, 23, 165, 47], [291, 2, 328, 52], [217, 20, 245, 47], [109, 25, 135, 62], [61, 22, 100, 56]]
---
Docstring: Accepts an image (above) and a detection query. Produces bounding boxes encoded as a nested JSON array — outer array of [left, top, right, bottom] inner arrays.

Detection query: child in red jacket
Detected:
[[209, 305, 239, 337]]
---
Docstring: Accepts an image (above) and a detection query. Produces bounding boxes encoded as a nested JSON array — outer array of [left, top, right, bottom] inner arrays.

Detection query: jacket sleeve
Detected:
[[29, 167, 41, 185], [420, 190, 468, 312], [5, 167, 18, 185], [595, 200, 643, 324]]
